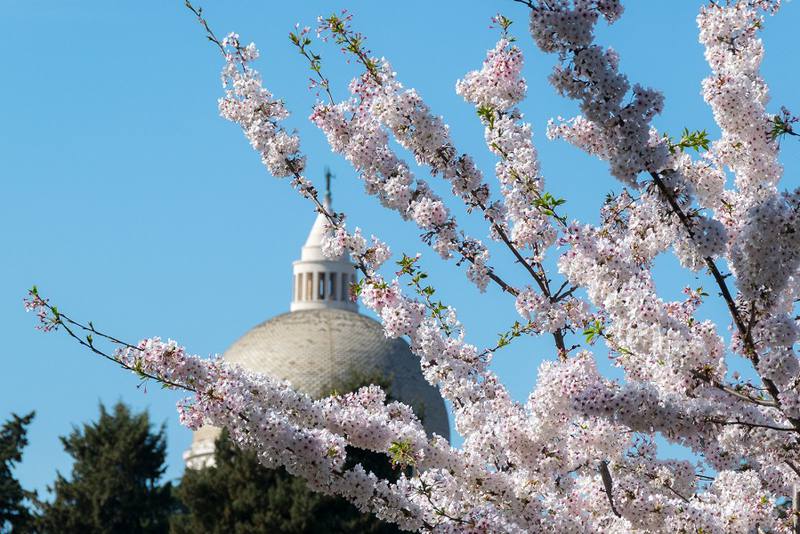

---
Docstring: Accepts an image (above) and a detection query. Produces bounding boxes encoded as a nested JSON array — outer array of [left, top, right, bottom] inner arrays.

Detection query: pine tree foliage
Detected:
[[172, 430, 400, 534], [0, 412, 35, 533], [36, 403, 175, 534]]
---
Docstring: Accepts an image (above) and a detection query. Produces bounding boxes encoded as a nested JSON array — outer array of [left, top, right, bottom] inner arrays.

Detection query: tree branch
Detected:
[[651, 171, 800, 433], [599, 460, 622, 518]]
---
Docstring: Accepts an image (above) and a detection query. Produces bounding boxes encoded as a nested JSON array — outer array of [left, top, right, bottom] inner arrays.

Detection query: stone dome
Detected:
[[184, 179, 450, 469], [225, 310, 450, 425]]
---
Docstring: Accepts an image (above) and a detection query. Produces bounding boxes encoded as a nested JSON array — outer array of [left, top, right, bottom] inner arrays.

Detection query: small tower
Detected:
[[290, 170, 357, 312]]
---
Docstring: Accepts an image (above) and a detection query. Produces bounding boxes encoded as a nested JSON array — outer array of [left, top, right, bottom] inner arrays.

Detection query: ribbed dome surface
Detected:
[[185, 308, 450, 468]]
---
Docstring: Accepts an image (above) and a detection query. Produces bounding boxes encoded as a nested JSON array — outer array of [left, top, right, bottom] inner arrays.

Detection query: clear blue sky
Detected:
[[2, 1, 799, 496]]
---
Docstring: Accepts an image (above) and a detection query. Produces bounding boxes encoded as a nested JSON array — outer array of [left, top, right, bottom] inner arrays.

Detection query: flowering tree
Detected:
[[25, 0, 800, 531]]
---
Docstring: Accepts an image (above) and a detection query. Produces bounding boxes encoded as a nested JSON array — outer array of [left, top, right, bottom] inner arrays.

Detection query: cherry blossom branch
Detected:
[[396, 254, 456, 337], [296, 36, 522, 302], [25, 289, 452, 530], [288, 26, 335, 105], [521, 0, 800, 442], [318, 12, 381, 85], [318, 19, 576, 359], [652, 172, 800, 431], [595, 324, 782, 411], [661, 482, 692, 504], [318, 17, 554, 297], [553, 281, 579, 301], [184, 1, 225, 55], [24, 287, 188, 392], [700, 375, 778, 408], [480, 319, 539, 358], [456, 33, 577, 353]]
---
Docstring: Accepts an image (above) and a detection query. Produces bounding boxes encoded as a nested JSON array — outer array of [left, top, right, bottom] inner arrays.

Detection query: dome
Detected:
[[184, 176, 450, 469], [185, 310, 450, 468], [225, 310, 450, 423]]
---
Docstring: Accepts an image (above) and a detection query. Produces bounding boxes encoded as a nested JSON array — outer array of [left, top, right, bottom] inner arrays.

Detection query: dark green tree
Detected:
[[171, 431, 399, 534], [0, 411, 35, 533], [36, 402, 175, 534], [171, 371, 401, 534]]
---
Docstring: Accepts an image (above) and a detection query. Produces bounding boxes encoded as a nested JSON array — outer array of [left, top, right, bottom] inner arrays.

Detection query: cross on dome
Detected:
[[324, 167, 333, 207]]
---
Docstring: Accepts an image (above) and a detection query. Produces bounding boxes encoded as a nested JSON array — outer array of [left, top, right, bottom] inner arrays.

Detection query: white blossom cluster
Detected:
[[538, 0, 668, 187], [695, 2, 800, 324], [114, 338, 433, 530], [36, 1, 800, 531], [196, 4, 800, 531], [699, 1, 782, 200], [515, 287, 589, 334], [218, 34, 305, 178], [310, 84, 498, 292], [364, 64, 489, 206], [457, 38, 557, 257], [310, 99, 461, 259]]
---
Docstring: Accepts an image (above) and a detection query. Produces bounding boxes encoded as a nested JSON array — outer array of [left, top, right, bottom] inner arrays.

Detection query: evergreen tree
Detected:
[[36, 402, 175, 534], [0, 412, 35, 533], [171, 431, 400, 534], [171, 371, 401, 534]]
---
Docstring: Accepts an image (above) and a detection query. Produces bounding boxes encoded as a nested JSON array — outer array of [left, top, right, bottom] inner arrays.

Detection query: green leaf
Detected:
[[582, 319, 604, 345], [674, 128, 710, 153], [476, 105, 496, 129], [388, 440, 415, 468]]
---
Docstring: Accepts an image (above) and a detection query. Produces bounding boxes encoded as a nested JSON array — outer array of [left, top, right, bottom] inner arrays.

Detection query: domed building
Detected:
[[184, 184, 450, 469]]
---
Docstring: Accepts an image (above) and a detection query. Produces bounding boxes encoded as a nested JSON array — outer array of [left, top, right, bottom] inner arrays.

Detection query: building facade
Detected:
[[184, 192, 450, 469]]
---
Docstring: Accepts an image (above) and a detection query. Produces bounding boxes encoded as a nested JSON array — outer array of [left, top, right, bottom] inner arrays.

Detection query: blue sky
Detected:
[[2, 0, 799, 496]]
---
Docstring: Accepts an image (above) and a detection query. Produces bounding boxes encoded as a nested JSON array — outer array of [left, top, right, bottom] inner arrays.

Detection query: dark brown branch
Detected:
[[663, 483, 692, 504], [290, 33, 336, 106], [599, 460, 622, 518], [711, 419, 797, 432], [54, 311, 189, 392], [714, 383, 778, 407]]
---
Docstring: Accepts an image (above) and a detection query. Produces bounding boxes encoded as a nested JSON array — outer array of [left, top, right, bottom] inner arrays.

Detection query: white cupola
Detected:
[[290, 171, 358, 313]]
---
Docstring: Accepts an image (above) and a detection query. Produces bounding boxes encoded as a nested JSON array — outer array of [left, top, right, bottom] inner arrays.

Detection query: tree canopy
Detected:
[[36, 403, 175, 534], [0, 412, 35, 533], [172, 430, 399, 534]]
